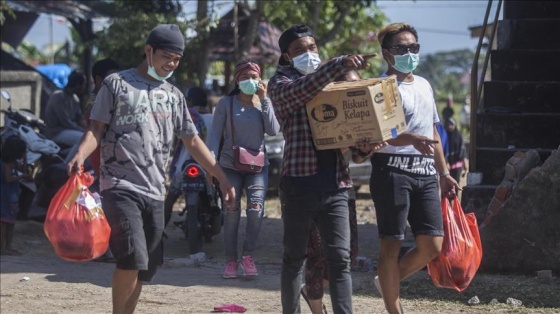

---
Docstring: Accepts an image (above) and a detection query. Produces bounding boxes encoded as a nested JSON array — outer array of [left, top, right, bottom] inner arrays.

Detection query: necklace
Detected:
[[237, 95, 256, 110]]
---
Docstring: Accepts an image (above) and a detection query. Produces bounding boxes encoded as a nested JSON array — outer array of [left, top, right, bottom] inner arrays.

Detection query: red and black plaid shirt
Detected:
[[268, 57, 353, 189]]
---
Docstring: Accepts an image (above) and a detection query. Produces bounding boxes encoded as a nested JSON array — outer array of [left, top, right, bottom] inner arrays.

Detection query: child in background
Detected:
[[0, 137, 32, 255]]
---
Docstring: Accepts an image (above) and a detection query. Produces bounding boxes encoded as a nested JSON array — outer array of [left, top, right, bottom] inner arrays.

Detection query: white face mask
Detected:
[[147, 51, 173, 81], [292, 52, 321, 75]]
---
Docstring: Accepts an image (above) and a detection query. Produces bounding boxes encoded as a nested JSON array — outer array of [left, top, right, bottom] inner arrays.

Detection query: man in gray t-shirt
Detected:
[[67, 24, 235, 313]]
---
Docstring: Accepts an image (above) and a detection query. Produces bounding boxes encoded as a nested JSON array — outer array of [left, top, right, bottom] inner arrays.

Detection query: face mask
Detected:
[[238, 79, 259, 95], [391, 52, 420, 74], [292, 52, 321, 75], [147, 51, 173, 81]]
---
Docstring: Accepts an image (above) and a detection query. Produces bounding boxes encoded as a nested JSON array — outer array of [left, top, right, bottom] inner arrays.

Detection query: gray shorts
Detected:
[[101, 188, 164, 282], [369, 168, 443, 240]]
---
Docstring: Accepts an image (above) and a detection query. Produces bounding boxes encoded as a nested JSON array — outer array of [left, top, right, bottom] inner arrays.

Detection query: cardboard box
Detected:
[[306, 75, 406, 150]]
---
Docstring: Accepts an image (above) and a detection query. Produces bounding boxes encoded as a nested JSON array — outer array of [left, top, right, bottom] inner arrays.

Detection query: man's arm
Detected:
[[52, 100, 85, 131], [386, 133, 438, 155], [432, 124, 461, 195], [268, 57, 346, 119], [268, 54, 376, 121], [66, 120, 105, 174]]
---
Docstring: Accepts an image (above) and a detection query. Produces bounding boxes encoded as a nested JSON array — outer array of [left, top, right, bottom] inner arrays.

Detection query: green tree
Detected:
[[415, 49, 476, 103], [0, 0, 14, 26], [264, 0, 388, 78], [94, 1, 193, 87], [18, 40, 49, 65], [94, 1, 390, 87]]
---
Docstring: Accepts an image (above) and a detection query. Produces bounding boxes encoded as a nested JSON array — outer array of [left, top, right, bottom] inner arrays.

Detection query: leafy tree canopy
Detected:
[[264, 0, 388, 78], [93, 1, 193, 87], [414, 49, 476, 103]]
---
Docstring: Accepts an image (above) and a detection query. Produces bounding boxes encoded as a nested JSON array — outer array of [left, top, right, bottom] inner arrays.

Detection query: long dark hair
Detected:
[[1, 136, 27, 163]]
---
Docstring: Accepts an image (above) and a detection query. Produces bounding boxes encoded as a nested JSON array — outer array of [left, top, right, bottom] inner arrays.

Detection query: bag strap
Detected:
[[229, 96, 236, 147], [229, 95, 265, 151]]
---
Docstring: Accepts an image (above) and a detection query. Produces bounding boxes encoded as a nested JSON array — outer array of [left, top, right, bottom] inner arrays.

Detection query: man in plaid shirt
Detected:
[[268, 24, 375, 314]]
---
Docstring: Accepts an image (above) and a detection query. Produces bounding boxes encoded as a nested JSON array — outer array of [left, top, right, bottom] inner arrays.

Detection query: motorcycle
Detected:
[[164, 143, 223, 255], [1, 90, 61, 165], [1, 90, 64, 220]]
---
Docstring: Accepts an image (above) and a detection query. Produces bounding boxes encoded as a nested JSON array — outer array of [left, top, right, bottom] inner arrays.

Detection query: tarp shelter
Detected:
[[35, 64, 73, 89], [209, 17, 282, 64], [208, 4, 282, 87], [3, 0, 111, 92]]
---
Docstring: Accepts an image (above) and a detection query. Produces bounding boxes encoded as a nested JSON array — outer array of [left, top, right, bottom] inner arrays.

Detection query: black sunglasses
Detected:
[[384, 43, 421, 55]]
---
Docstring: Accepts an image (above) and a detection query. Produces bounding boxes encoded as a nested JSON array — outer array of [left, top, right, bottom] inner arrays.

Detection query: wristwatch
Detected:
[[439, 171, 450, 177]]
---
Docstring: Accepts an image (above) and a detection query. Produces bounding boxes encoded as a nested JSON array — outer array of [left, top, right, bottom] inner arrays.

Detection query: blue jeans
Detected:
[[223, 166, 268, 261], [52, 129, 84, 146], [279, 177, 352, 314]]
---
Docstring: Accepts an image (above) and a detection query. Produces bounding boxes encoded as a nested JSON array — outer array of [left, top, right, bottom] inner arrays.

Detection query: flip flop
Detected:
[[213, 303, 247, 313]]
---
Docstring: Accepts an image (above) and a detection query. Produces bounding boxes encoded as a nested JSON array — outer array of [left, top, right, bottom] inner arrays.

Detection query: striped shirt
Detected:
[[268, 56, 353, 189]]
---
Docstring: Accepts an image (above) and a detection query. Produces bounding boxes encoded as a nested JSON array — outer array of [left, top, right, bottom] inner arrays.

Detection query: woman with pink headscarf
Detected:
[[206, 60, 280, 279]]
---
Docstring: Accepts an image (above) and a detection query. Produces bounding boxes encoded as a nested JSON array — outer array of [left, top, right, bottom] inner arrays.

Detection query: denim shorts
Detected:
[[369, 168, 443, 240], [101, 188, 164, 282]]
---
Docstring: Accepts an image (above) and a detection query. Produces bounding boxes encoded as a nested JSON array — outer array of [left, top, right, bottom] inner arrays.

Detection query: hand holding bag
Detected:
[[44, 171, 111, 262], [229, 97, 265, 174], [427, 195, 483, 292]]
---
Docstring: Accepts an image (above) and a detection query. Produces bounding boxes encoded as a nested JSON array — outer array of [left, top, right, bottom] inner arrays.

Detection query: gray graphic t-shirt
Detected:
[[91, 68, 197, 200]]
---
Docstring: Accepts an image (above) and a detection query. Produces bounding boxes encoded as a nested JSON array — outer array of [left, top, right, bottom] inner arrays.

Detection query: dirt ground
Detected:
[[1, 186, 559, 314]]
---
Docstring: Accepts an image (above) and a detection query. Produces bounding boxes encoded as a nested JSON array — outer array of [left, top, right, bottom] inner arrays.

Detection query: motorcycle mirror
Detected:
[[1, 90, 11, 102]]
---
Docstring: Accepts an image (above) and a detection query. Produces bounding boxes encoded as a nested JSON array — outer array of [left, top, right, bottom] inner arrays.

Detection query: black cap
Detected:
[[146, 24, 185, 56], [278, 24, 314, 53]]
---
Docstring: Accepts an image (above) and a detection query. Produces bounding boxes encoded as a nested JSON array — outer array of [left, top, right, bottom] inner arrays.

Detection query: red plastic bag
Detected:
[[44, 171, 111, 262], [427, 195, 483, 292]]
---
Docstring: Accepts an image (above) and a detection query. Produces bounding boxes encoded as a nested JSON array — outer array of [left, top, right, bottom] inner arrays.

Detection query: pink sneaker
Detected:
[[240, 255, 258, 276], [223, 261, 238, 279]]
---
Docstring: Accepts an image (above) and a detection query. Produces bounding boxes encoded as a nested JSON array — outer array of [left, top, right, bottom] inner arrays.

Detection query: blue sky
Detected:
[[24, 0, 498, 55]]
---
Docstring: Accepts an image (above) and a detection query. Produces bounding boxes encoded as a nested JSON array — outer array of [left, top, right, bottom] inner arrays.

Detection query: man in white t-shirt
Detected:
[[355, 22, 460, 314]]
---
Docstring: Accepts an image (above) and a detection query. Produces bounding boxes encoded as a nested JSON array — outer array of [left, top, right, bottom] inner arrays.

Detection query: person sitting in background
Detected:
[[44, 70, 87, 147]]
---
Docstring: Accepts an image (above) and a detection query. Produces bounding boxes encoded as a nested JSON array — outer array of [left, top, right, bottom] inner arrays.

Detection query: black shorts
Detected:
[[369, 168, 443, 240], [101, 189, 164, 282]]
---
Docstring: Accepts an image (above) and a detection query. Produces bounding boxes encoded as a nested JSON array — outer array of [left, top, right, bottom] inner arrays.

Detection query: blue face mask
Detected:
[[147, 51, 173, 81], [238, 79, 259, 95], [391, 52, 420, 74], [292, 52, 322, 75]]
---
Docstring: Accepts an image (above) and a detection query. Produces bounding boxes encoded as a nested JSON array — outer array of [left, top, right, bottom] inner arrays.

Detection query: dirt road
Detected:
[[1, 189, 558, 313]]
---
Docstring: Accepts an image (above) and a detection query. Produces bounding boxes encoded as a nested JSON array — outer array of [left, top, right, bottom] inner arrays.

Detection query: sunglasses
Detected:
[[384, 43, 421, 55]]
